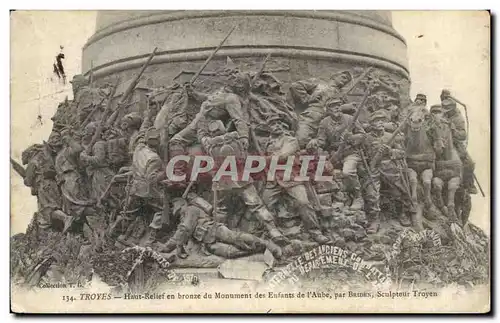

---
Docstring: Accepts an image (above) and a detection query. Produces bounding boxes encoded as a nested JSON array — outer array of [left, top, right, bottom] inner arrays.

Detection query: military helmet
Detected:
[[330, 70, 353, 83], [21, 144, 43, 165], [122, 112, 143, 129], [430, 104, 442, 113], [415, 93, 427, 102], [325, 96, 347, 108], [440, 89, 451, 101], [369, 109, 390, 122], [340, 102, 357, 115]]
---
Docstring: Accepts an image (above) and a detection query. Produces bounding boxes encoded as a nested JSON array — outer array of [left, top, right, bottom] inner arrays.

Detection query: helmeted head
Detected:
[[430, 104, 443, 118], [47, 131, 63, 150], [441, 98, 457, 114], [70, 74, 89, 97], [325, 97, 345, 119], [330, 71, 352, 88], [120, 112, 143, 132], [208, 120, 226, 137], [227, 71, 251, 94], [414, 93, 427, 106], [440, 89, 451, 102], [21, 144, 41, 165], [269, 116, 290, 135], [82, 122, 98, 141], [369, 110, 390, 132]]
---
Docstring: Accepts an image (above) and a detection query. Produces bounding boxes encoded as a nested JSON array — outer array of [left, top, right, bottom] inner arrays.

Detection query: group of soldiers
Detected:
[[17, 56, 478, 262]]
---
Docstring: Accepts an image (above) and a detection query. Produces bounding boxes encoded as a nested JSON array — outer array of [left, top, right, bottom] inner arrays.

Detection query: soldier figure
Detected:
[[119, 112, 143, 155], [441, 97, 477, 194], [166, 83, 209, 138], [22, 135, 69, 230], [307, 98, 365, 210], [168, 71, 251, 174], [157, 194, 283, 259], [262, 117, 330, 244], [55, 129, 95, 232], [414, 93, 427, 107], [103, 126, 129, 173], [201, 119, 288, 245], [69, 74, 89, 101], [109, 107, 167, 245], [289, 71, 352, 148], [361, 110, 407, 233], [79, 122, 115, 202]]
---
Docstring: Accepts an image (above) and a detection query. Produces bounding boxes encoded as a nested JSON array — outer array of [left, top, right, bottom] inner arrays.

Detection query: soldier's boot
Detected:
[[264, 222, 289, 247], [263, 240, 283, 260], [348, 178, 364, 211], [255, 207, 289, 246], [157, 239, 177, 254], [366, 213, 380, 234]]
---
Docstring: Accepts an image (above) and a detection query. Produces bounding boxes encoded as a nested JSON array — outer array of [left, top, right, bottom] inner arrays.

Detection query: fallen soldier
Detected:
[[157, 193, 283, 260]]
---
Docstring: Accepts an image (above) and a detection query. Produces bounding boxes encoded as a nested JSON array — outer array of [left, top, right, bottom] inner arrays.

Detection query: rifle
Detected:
[[107, 47, 159, 127], [81, 97, 106, 129], [182, 181, 195, 199], [305, 181, 332, 218], [85, 77, 121, 155], [330, 89, 371, 163], [369, 112, 412, 170], [160, 119, 174, 227], [10, 158, 26, 178], [190, 26, 236, 85], [340, 67, 374, 99], [358, 149, 377, 193], [250, 53, 271, 87]]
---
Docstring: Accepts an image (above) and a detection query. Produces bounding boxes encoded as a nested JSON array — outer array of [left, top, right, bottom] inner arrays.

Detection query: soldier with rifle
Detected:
[[55, 128, 95, 234], [262, 116, 330, 244], [307, 95, 367, 210], [360, 110, 408, 233], [20, 136, 70, 231], [440, 90, 478, 195], [200, 119, 288, 246], [79, 122, 116, 202], [109, 106, 167, 247], [289, 70, 354, 148]]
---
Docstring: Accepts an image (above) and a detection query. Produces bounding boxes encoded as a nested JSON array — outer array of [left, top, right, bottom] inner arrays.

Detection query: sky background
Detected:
[[9, 11, 490, 235]]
